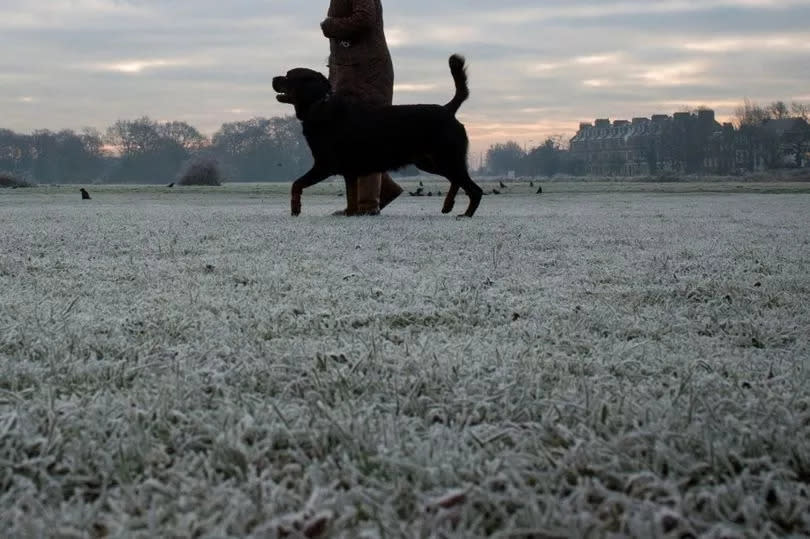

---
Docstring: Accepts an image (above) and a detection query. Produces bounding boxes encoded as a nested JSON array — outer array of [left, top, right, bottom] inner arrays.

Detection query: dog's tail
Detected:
[[444, 54, 469, 116]]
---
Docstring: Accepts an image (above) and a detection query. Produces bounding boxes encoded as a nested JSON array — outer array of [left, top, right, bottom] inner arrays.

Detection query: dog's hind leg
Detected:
[[291, 166, 330, 216], [427, 155, 482, 217], [415, 155, 460, 214], [449, 170, 483, 218]]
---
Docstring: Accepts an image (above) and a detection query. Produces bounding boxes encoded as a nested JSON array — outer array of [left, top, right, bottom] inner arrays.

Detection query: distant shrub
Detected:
[[0, 172, 34, 188], [177, 158, 223, 186]]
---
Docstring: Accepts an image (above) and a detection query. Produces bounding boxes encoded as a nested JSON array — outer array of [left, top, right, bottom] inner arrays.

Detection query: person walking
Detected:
[[321, 0, 403, 215]]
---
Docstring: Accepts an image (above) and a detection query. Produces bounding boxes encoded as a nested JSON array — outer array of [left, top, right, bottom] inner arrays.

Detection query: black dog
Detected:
[[273, 54, 483, 217]]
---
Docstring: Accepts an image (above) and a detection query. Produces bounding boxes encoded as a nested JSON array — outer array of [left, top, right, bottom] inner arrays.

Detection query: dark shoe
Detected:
[[379, 173, 404, 211]]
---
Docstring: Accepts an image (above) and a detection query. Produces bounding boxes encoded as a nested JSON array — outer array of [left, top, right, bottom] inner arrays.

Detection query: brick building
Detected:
[[569, 110, 722, 176], [569, 109, 810, 176]]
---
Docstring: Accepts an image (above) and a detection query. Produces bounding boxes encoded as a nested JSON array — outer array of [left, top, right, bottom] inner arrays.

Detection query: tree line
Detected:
[[484, 137, 576, 177], [2, 99, 808, 183], [0, 116, 313, 184]]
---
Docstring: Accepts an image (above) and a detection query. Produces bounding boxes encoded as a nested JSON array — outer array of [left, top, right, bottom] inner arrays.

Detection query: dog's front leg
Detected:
[[291, 166, 330, 216], [441, 184, 460, 214]]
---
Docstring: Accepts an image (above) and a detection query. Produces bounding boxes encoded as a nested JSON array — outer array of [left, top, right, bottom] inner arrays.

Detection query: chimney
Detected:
[[698, 109, 715, 123]]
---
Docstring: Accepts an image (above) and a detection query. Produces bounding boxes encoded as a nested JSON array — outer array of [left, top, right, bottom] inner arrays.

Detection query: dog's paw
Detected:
[[441, 203, 454, 214]]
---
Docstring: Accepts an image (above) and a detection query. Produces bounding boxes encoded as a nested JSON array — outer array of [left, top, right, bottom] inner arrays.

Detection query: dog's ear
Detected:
[[315, 72, 330, 92], [296, 72, 331, 104]]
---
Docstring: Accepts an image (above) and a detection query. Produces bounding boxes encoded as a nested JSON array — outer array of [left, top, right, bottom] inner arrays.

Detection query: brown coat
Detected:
[[322, 0, 394, 106]]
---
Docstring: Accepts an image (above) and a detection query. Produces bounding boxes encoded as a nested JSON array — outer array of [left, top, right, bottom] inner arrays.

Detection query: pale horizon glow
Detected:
[[393, 83, 438, 93], [101, 60, 177, 74], [1, 1, 808, 154]]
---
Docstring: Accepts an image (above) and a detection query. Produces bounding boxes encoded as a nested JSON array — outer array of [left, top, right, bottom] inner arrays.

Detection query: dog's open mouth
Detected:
[[272, 76, 292, 103]]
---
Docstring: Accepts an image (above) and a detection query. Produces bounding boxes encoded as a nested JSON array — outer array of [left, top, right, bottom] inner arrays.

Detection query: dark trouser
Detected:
[[340, 172, 403, 215]]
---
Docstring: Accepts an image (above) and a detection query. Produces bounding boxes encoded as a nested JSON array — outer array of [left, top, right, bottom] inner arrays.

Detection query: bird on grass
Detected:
[[536, 186, 543, 194], [167, 182, 174, 188], [499, 180, 506, 188], [80, 188, 91, 200]]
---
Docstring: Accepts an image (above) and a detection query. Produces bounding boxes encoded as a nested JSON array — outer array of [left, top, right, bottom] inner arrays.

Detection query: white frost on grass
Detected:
[[1, 186, 809, 537]]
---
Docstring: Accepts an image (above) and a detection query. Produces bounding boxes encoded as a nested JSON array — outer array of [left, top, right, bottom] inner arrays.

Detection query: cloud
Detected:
[[680, 33, 810, 52], [477, 0, 808, 24], [574, 54, 623, 66], [635, 61, 712, 87], [583, 80, 613, 88], [1, 1, 808, 153]]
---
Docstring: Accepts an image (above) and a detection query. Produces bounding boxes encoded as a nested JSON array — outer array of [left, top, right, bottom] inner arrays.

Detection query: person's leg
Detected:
[[333, 175, 359, 216], [379, 172, 403, 211], [356, 173, 382, 215]]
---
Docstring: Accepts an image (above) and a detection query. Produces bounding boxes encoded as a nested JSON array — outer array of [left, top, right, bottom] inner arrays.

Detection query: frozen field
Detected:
[[1, 183, 809, 538]]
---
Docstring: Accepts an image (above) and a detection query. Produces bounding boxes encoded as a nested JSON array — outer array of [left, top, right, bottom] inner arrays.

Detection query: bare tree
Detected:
[[210, 116, 310, 182], [0, 129, 32, 175], [790, 102, 809, 121], [158, 121, 208, 152], [525, 138, 562, 177], [104, 117, 196, 183], [485, 141, 526, 175], [106, 117, 163, 156], [80, 128, 104, 158], [28, 129, 105, 184], [768, 101, 790, 119], [734, 98, 770, 127]]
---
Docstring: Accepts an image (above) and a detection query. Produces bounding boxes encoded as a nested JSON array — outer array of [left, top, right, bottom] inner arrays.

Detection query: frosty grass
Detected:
[[1, 182, 809, 538]]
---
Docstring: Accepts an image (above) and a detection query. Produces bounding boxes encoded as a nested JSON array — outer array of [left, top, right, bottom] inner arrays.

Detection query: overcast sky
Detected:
[[1, 0, 809, 154]]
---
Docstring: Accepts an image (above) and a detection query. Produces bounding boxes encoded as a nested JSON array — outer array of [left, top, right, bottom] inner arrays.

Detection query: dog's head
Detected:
[[272, 68, 331, 119]]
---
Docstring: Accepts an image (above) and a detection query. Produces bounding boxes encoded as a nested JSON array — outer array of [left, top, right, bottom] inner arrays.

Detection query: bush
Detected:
[[177, 158, 223, 186], [0, 172, 34, 188]]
